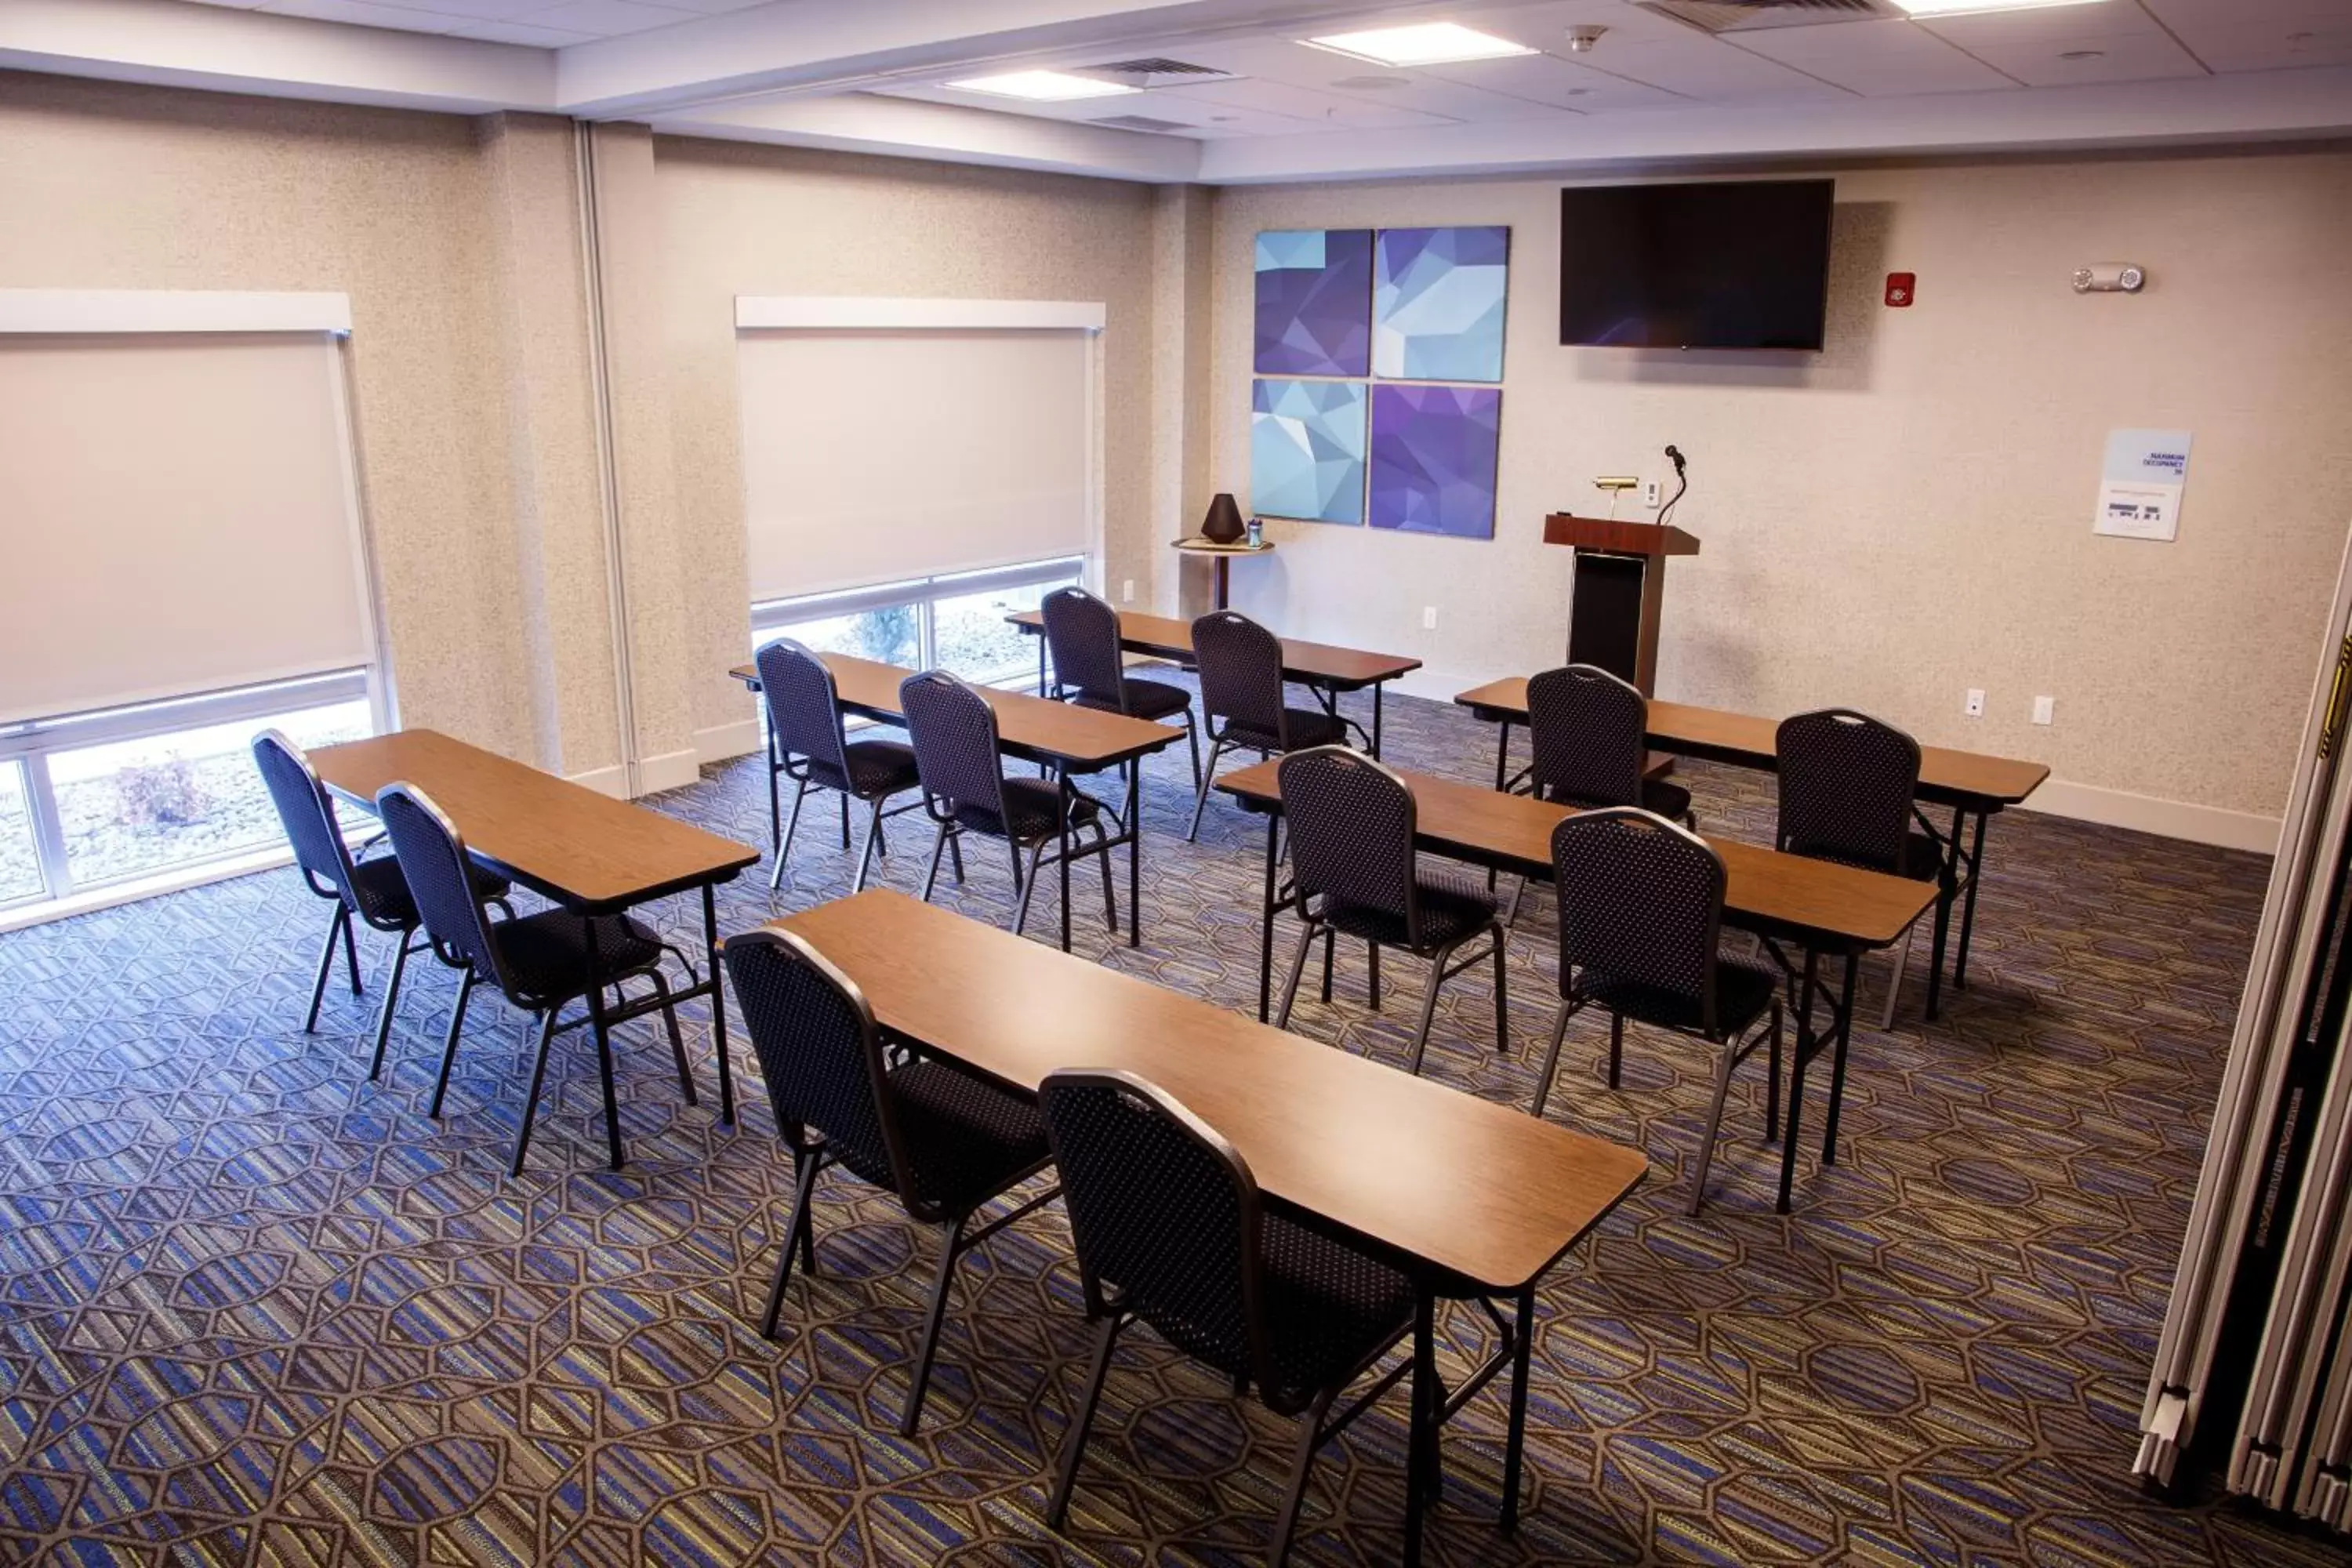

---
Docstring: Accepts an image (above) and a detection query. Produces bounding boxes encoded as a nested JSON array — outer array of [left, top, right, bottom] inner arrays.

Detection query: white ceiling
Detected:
[[17, 0, 2352, 182]]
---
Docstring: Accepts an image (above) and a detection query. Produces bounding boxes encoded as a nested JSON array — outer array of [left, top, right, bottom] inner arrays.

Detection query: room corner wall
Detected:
[[1150, 183, 1216, 618]]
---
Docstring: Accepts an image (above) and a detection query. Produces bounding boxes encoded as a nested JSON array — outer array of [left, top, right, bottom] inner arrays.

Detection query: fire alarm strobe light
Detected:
[[1886, 272, 1916, 307]]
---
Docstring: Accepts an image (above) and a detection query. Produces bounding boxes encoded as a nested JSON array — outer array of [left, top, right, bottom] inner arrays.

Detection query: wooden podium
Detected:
[[1544, 515, 1700, 698]]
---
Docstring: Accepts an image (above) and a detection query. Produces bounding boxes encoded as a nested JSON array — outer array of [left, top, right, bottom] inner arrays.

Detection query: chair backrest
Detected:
[[1191, 611, 1288, 745], [1039, 1069, 1272, 1391], [1552, 808, 1727, 1031], [1526, 664, 1647, 809], [1040, 586, 1126, 708], [756, 638, 852, 779], [1774, 708, 1922, 874], [898, 670, 1011, 825], [376, 783, 509, 989], [721, 928, 921, 1205], [251, 729, 359, 909], [1278, 746, 1421, 943]]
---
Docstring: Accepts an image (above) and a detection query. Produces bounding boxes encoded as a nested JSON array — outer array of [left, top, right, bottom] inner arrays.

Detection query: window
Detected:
[[752, 556, 1083, 689], [0, 669, 378, 915]]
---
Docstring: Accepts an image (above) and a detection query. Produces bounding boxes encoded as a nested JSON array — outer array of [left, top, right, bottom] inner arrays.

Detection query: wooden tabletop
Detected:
[[770, 889, 1648, 1291], [1215, 757, 1934, 951], [1452, 677, 2050, 808], [1171, 537, 1275, 557], [310, 728, 758, 912], [1007, 608, 1422, 690], [731, 652, 1179, 770]]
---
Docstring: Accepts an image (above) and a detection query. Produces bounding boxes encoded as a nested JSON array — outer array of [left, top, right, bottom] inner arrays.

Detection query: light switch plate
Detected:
[[2033, 695, 2055, 725]]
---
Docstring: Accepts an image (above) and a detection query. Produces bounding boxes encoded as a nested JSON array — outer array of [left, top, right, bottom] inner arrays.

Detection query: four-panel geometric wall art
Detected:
[[1251, 224, 1508, 539]]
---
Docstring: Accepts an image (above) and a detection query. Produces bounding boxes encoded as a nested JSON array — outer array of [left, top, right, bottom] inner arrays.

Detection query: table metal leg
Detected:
[[1373, 682, 1385, 758], [764, 706, 781, 857], [1126, 757, 1142, 948], [586, 917, 623, 1171], [1493, 720, 1512, 793], [1820, 950, 1859, 1166], [704, 883, 734, 1127], [1776, 949, 1821, 1214], [1954, 809, 1989, 989], [1403, 1287, 1436, 1567], [1037, 634, 1048, 699], [1259, 811, 1281, 1022], [1925, 804, 1962, 1020], [1500, 1282, 1537, 1532]]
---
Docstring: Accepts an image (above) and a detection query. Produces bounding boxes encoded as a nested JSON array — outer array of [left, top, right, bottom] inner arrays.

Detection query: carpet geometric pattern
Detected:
[[0, 679, 2338, 1566], [1254, 229, 1374, 379], [1368, 383, 1502, 540], [1373, 226, 1510, 384]]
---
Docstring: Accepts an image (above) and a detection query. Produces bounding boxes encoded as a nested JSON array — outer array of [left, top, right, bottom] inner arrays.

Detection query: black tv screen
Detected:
[[1559, 180, 1835, 350]]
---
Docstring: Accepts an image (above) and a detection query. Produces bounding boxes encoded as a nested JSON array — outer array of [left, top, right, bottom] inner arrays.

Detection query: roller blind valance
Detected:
[[735, 300, 1102, 602], [0, 299, 372, 725]]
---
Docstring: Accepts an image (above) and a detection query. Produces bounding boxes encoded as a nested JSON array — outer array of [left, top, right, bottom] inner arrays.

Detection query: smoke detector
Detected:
[[1566, 25, 1608, 53]]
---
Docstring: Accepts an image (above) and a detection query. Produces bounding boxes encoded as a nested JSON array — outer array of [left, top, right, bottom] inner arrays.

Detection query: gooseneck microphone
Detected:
[[1659, 444, 1690, 528]]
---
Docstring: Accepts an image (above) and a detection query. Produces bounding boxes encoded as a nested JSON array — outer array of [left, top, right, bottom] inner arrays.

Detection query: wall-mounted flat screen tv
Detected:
[[1559, 179, 1835, 350]]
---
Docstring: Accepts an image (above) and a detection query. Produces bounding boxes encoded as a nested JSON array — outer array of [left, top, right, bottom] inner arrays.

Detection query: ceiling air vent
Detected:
[[1087, 114, 1195, 133], [1640, 0, 1898, 33], [1085, 57, 1243, 87]]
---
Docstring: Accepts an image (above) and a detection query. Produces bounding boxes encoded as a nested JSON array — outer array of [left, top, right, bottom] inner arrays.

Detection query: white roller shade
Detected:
[[736, 324, 1096, 601], [0, 329, 372, 724]]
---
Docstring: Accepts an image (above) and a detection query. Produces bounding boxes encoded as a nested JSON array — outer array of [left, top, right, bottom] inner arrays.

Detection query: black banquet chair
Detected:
[[1275, 746, 1508, 1076], [251, 730, 511, 1074], [1775, 708, 1941, 1029], [899, 669, 1117, 952], [1534, 808, 1782, 1216], [1039, 1069, 1414, 1564], [376, 782, 699, 1175], [755, 637, 923, 894], [1525, 663, 1693, 826], [1186, 610, 1348, 841], [721, 927, 1058, 1435], [1040, 586, 1201, 790]]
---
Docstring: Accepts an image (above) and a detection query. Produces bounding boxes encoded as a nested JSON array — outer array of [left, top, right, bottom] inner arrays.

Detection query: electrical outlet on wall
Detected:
[[1642, 480, 1661, 509], [1120, 579, 1134, 604], [2033, 695, 2055, 726], [1422, 606, 1439, 631], [1964, 688, 1985, 719]]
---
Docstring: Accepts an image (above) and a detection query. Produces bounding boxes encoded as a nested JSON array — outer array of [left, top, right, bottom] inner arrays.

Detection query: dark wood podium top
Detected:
[[1544, 514, 1701, 556]]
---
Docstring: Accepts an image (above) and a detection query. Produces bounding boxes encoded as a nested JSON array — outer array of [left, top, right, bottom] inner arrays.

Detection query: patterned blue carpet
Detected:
[[0, 681, 2336, 1566]]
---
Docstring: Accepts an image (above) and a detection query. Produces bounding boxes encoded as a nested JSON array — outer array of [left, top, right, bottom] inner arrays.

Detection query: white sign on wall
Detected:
[[2095, 428, 2193, 542]]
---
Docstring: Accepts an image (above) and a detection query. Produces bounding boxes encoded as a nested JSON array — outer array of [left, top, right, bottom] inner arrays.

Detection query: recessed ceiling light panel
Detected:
[[1301, 22, 1536, 67], [1889, 0, 2109, 16], [942, 70, 1139, 101]]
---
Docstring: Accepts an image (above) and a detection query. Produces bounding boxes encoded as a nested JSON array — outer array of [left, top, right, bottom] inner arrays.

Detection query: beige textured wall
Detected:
[[1209, 151, 2352, 820], [0, 71, 544, 760], [647, 137, 1163, 745]]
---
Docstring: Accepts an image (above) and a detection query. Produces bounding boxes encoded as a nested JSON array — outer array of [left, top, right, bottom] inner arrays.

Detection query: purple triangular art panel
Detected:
[[1254, 229, 1374, 377], [1368, 383, 1501, 540]]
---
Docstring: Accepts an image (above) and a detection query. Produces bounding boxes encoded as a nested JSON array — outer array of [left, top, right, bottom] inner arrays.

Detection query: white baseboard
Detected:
[[2016, 779, 2280, 855], [0, 844, 297, 935], [697, 718, 763, 765], [637, 747, 703, 797], [568, 763, 628, 799]]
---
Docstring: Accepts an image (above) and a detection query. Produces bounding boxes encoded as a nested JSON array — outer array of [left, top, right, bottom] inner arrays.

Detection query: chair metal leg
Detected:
[[1319, 927, 1335, 1004], [1047, 1311, 1125, 1531], [901, 1216, 967, 1436], [305, 905, 348, 1033], [1367, 942, 1381, 1011], [1276, 920, 1319, 1029], [652, 972, 695, 1107], [760, 1142, 824, 1337], [948, 829, 964, 882], [1406, 942, 1457, 1077], [1013, 838, 1048, 937], [1532, 1000, 1573, 1120], [837, 791, 851, 850], [770, 778, 808, 893], [851, 797, 884, 894], [1764, 1000, 1784, 1142], [339, 906, 362, 995], [1606, 1013, 1626, 1089], [1058, 808, 1073, 953], [428, 971, 476, 1118], [1269, 1388, 1336, 1567], [509, 1004, 561, 1177], [365, 933, 413, 1080], [1490, 925, 1511, 1055], [1181, 707, 1203, 793], [920, 822, 950, 902], [1878, 923, 1917, 1031], [1186, 739, 1228, 842], [1688, 1027, 1744, 1218]]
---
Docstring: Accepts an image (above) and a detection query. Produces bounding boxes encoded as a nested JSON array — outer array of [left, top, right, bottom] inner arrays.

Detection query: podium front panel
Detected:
[[1567, 552, 1649, 689]]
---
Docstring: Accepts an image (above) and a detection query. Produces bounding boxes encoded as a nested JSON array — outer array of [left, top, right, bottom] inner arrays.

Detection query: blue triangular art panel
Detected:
[[1373, 226, 1510, 383], [1251, 378, 1368, 525], [1254, 230, 1374, 377]]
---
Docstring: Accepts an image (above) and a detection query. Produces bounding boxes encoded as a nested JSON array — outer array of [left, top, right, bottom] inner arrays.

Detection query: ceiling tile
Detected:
[[1155, 77, 1461, 132], [2143, 0, 2352, 73], [1729, 18, 2020, 96], [446, 16, 598, 44], [347, 0, 550, 19], [1559, 34, 1857, 103], [1943, 30, 2209, 86], [258, 0, 459, 31], [1913, 3, 2172, 49], [1422, 51, 1690, 112], [520, 0, 699, 36]]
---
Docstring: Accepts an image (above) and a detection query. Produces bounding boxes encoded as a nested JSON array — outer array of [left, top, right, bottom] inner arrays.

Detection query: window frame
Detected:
[[750, 554, 1087, 686], [0, 665, 385, 914]]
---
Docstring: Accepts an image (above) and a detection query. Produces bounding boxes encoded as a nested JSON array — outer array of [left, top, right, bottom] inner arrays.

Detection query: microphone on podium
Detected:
[[1660, 445, 1690, 527]]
